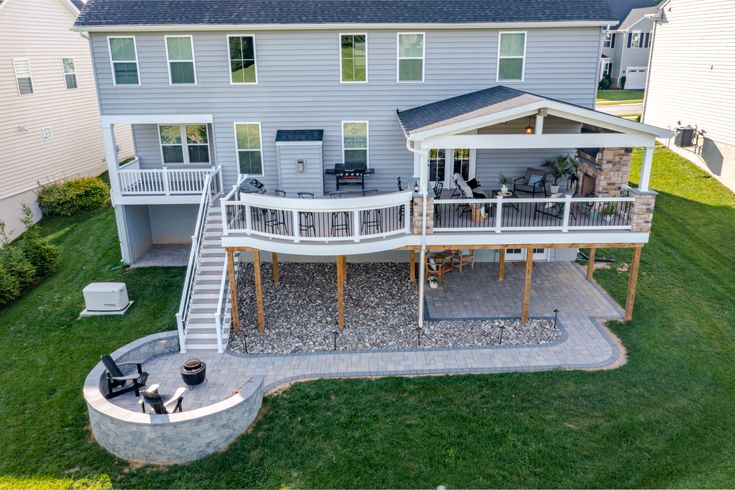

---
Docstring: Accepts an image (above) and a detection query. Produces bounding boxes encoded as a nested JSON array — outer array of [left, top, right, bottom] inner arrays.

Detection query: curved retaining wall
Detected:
[[84, 331, 264, 465]]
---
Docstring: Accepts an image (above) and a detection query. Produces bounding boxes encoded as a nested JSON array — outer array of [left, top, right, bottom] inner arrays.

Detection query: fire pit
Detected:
[[180, 358, 206, 389]]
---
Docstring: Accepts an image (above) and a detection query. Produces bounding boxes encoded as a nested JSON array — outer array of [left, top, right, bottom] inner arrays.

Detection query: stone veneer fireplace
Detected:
[[577, 148, 633, 197]]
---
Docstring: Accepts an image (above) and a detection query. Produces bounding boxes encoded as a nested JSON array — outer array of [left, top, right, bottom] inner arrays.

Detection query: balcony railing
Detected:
[[117, 159, 222, 197], [222, 190, 413, 243], [433, 194, 634, 233]]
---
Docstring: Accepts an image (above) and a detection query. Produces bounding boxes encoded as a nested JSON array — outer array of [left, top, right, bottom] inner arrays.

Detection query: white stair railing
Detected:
[[176, 166, 222, 353], [213, 250, 237, 353]]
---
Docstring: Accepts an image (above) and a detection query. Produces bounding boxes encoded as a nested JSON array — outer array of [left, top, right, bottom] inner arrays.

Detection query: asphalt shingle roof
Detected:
[[275, 129, 324, 142], [618, 5, 658, 30], [606, 0, 658, 23], [75, 0, 616, 27]]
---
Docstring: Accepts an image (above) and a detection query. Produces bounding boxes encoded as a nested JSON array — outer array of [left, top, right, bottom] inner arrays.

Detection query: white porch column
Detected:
[[102, 124, 121, 199], [534, 109, 547, 135], [639, 146, 655, 191], [417, 147, 429, 327]]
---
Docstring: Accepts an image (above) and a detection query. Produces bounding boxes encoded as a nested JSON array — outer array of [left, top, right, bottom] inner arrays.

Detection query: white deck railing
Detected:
[[118, 165, 222, 196], [222, 190, 413, 243], [433, 194, 635, 233]]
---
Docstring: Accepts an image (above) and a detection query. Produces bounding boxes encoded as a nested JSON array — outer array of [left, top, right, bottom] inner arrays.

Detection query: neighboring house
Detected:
[[599, 0, 658, 89], [73, 0, 671, 352], [644, 0, 735, 192], [0, 0, 133, 239]]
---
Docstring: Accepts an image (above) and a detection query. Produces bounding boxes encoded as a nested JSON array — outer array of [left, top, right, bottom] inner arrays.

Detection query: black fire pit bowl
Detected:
[[180, 358, 206, 389]]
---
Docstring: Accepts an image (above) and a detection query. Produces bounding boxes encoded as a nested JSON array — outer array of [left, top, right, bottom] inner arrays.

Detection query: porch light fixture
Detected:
[[415, 326, 422, 347], [553, 308, 559, 329], [332, 330, 339, 351], [525, 117, 534, 134]]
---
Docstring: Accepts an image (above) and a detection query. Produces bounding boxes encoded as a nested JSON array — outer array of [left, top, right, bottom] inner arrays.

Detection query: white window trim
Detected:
[[428, 148, 476, 188], [61, 57, 77, 89], [496, 31, 527, 83], [107, 35, 140, 86], [157, 124, 212, 166], [12, 58, 33, 95], [341, 120, 370, 168], [233, 122, 264, 176], [630, 30, 642, 48], [227, 34, 258, 85], [396, 32, 425, 83], [603, 32, 613, 48], [339, 33, 368, 84], [164, 35, 197, 85]]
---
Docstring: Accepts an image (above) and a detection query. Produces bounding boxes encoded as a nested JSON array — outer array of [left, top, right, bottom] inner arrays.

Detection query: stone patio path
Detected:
[[112, 262, 625, 412]]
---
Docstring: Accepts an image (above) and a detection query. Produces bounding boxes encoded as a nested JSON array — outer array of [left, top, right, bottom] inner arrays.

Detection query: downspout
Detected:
[[405, 139, 428, 327]]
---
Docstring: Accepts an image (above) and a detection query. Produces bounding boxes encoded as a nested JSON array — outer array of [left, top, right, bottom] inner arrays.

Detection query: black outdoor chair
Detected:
[[329, 191, 351, 235], [514, 168, 548, 197], [534, 193, 577, 222], [432, 181, 444, 226], [101, 354, 149, 399], [274, 189, 287, 197], [138, 384, 186, 414], [297, 192, 316, 236]]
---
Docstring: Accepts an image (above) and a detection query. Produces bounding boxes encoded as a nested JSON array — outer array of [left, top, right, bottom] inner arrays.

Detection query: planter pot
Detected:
[[604, 215, 613, 223], [428, 278, 439, 289], [550, 185, 560, 194], [500, 184, 509, 193]]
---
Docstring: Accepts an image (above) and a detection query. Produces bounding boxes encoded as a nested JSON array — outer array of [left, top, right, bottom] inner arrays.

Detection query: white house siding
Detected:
[[643, 0, 735, 191], [0, 0, 134, 239], [89, 27, 602, 193]]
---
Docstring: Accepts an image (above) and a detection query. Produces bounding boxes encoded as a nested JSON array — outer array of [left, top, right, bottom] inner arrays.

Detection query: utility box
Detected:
[[81, 282, 132, 316], [675, 126, 696, 147]]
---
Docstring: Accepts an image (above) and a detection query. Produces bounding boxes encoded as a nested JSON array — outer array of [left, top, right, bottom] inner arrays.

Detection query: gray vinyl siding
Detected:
[[276, 144, 324, 195], [91, 27, 601, 191]]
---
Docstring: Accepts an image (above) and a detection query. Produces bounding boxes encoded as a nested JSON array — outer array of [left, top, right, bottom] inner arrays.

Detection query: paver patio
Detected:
[[111, 261, 624, 412]]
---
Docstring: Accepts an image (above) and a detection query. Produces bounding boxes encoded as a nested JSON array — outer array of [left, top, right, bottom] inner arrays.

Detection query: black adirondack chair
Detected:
[[139, 384, 186, 414], [100, 355, 149, 399]]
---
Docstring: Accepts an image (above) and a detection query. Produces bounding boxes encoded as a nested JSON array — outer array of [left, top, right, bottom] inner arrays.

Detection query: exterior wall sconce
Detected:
[[296, 159, 305, 172]]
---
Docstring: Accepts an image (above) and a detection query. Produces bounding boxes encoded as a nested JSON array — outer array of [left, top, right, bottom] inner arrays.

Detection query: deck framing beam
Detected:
[[498, 248, 506, 281], [625, 246, 643, 321], [272, 252, 279, 285], [521, 247, 533, 322], [337, 255, 345, 330], [587, 248, 596, 280], [226, 248, 240, 333], [253, 249, 265, 332]]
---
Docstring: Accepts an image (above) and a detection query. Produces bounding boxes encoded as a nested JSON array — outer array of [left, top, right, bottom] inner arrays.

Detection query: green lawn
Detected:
[[597, 89, 645, 103], [2, 147, 735, 488]]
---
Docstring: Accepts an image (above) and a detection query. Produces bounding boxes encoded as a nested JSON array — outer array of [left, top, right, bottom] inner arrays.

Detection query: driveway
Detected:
[[596, 102, 643, 116]]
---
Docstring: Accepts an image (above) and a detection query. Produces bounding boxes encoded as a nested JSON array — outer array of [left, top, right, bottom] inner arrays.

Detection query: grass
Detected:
[[597, 89, 645, 103], [1, 147, 735, 487]]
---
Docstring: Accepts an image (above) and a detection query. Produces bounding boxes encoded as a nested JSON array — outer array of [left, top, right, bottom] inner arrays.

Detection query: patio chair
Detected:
[[138, 384, 186, 415], [100, 354, 149, 399], [452, 249, 475, 271], [453, 173, 487, 218], [297, 192, 316, 236], [263, 208, 289, 235], [514, 168, 548, 197], [533, 192, 577, 222], [329, 191, 351, 236], [425, 251, 454, 284], [274, 189, 287, 197]]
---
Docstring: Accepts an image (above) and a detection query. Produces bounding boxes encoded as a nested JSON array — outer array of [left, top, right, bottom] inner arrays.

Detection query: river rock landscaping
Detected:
[[228, 262, 560, 354]]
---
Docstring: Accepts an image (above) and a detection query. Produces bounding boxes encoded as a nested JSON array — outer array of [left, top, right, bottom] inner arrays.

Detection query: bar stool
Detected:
[[297, 192, 316, 236], [360, 189, 382, 234], [329, 191, 350, 236]]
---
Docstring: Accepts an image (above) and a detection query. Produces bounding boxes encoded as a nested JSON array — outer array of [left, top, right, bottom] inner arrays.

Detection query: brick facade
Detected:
[[412, 196, 434, 234], [627, 188, 657, 233], [577, 147, 633, 197]]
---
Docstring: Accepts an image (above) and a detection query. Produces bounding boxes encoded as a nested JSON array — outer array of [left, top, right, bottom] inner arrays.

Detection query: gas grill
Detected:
[[325, 164, 375, 191]]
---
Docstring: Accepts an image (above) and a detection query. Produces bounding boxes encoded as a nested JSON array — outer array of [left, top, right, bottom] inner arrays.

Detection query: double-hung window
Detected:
[[108, 36, 139, 85], [629, 31, 645, 48], [166, 36, 196, 84], [234, 123, 263, 175], [340, 34, 367, 83], [62, 58, 77, 89], [342, 121, 368, 169], [13, 59, 33, 95], [603, 32, 616, 48], [158, 124, 211, 165], [228, 35, 257, 84], [397, 32, 424, 82], [497, 32, 526, 82]]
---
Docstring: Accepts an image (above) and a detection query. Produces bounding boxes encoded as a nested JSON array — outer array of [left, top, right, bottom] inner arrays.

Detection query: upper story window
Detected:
[[158, 124, 210, 165], [603, 32, 616, 48], [340, 34, 367, 83], [497, 32, 526, 82], [166, 36, 196, 84], [342, 121, 368, 169], [397, 32, 424, 82], [62, 58, 77, 89], [628, 31, 650, 48], [13, 59, 33, 95], [108, 36, 139, 85], [235, 123, 263, 175], [228, 35, 257, 84]]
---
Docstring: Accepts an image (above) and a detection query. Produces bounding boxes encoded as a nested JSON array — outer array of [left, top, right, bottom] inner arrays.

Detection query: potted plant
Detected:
[[428, 276, 439, 289], [542, 155, 579, 194], [498, 174, 513, 194], [602, 202, 616, 222]]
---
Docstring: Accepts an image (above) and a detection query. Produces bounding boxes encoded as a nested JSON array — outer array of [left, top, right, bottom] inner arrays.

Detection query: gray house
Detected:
[[74, 0, 670, 352], [599, 0, 658, 89]]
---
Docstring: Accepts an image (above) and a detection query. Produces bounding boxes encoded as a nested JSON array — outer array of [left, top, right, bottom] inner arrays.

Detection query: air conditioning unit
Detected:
[[81, 282, 132, 316]]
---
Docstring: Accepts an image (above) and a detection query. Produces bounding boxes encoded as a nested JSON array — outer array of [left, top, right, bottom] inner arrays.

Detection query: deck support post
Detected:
[[521, 247, 533, 323], [337, 255, 345, 330], [272, 252, 279, 285], [624, 246, 642, 321], [587, 248, 596, 280], [409, 249, 416, 283], [498, 249, 506, 281], [253, 249, 265, 332], [226, 248, 240, 333]]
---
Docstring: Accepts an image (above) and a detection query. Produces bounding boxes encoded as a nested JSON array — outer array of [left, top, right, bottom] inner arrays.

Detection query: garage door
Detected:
[[625, 66, 647, 90]]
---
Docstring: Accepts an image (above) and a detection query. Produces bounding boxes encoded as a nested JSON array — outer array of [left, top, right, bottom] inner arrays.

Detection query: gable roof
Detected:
[[396, 85, 672, 138], [606, 0, 657, 23], [74, 0, 616, 29], [618, 6, 658, 31], [275, 129, 324, 142]]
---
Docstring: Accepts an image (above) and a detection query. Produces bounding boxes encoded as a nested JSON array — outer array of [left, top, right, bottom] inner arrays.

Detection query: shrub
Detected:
[[598, 77, 611, 90], [19, 205, 60, 276], [1, 247, 35, 290], [620, 75, 627, 90], [38, 176, 110, 217], [0, 263, 20, 306]]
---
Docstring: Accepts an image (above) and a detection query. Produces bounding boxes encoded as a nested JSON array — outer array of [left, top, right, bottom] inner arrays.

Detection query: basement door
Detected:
[[505, 248, 550, 261]]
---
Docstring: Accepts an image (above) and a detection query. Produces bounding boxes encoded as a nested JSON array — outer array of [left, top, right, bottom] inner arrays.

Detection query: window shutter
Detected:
[[611, 33, 616, 48], [645, 33, 651, 48], [627, 33, 632, 48]]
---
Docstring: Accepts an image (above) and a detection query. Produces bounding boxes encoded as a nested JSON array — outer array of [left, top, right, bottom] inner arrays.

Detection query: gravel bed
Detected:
[[229, 263, 560, 355]]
